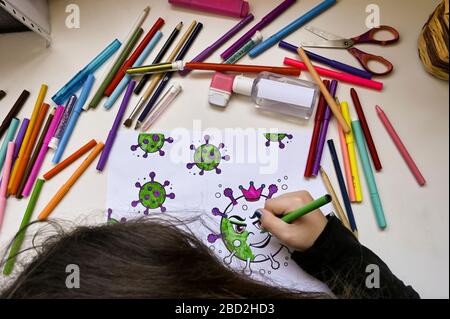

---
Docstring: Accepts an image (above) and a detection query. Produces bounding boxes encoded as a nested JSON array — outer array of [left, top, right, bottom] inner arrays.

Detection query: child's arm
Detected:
[[259, 191, 420, 299]]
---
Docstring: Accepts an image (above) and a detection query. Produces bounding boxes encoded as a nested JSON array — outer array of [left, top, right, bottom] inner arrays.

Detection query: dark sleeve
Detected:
[[291, 216, 420, 299]]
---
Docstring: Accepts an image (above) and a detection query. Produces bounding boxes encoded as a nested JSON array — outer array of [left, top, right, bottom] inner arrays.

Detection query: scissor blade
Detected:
[[300, 39, 352, 49], [305, 25, 344, 41]]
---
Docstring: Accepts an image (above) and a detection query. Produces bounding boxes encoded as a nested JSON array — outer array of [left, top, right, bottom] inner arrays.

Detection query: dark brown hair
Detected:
[[1, 218, 328, 299]]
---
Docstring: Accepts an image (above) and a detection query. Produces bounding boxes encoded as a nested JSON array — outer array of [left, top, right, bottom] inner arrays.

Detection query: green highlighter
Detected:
[[261, 194, 332, 233]]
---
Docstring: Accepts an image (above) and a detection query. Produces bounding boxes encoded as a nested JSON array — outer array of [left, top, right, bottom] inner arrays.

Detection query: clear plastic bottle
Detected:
[[232, 72, 319, 119]]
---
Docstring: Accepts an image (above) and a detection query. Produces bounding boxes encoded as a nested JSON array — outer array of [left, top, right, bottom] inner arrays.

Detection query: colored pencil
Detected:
[[88, 27, 144, 109], [3, 179, 45, 276], [38, 143, 105, 221], [53, 74, 95, 164], [97, 81, 136, 171], [312, 80, 338, 176], [352, 121, 386, 229], [9, 103, 49, 196], [341, 102, 363, 202], [16, 108, 56, 199], [135, 22, 183, 95], [0, 142, 15, 230], [43, 139, 98, 181], [0, 118, 20, 172], [124, 21, 194, 128], [350, 88, 382, 171], [305, 80, 329, 178], [22, 106, 65, 197], [327, 139, 358, 234], [180, 13, 254, 76], [105, 18, 165, 96], [5, 119, 29, 179], [281, 194, 332, 224], [0, 90, 29, 139], [336, 99, 356, 202], [136, 22, 203, 130], [319, 167, 353, 233], [8, 85, 47, 194], [376, 105, 426, 186], [249, 0, 337, 57], [297, 48, 351, 133]]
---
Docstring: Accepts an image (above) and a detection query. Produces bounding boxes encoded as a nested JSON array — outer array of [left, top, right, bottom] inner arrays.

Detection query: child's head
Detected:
[[1, 219, 326, 299]]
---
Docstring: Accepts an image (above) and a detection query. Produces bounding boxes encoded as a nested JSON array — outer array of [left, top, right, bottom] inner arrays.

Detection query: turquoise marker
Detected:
[[104, 31, 163, 110], [352, 120, 387, 229], [53, 74, 95, 164], [0, 118, 20, 172], [249, 0, 336, 57]]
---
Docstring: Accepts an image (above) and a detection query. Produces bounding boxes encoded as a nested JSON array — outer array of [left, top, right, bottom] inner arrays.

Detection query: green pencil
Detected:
[[3, 179, 45, 276], [261, 194, 332, 233], [88, 27, 144, 109], [281, 194, 332, 224]]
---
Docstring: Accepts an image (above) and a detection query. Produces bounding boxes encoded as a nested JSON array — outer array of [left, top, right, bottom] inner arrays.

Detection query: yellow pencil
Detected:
[[341, 102, 363, 202], [8, 84, 47, 193], [38, 143, 104, 220]]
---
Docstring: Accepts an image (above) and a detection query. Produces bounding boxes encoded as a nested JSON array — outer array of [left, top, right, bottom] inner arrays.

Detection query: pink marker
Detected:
[[22, 106, 65, 197], [0, 142, 15, 230], [284, 57, 383, 91], [169, 0, 250, 18], [376, 105, 426, 186]]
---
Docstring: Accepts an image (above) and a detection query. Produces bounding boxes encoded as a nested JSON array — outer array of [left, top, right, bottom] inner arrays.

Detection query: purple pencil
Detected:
[[0, 119, 29, 185], [180, 14, 254, 76], [97, 81, 136, 172], [312, 80, 338, 176], [220, 0, 296, 60]]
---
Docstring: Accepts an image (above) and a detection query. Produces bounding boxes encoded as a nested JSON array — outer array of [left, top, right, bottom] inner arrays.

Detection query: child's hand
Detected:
[[258, 191, 328, 252]]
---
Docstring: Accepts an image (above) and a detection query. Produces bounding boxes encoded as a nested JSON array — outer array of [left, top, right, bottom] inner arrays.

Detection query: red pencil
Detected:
[[104, 18, 165, 96], [350, 88, 382, 171], [305, 80, 329, 178]]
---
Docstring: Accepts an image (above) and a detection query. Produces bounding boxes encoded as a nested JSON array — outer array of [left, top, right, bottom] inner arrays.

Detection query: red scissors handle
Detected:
[[348, 47, 394, 76], [351, 25, 400, 45]]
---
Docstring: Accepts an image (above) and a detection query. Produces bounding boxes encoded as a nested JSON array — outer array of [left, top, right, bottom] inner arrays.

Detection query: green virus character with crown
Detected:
[[131, 133, 174, 158], [264, 133, 293, 149], [187, 135, 230, 175], [208, 182, 286, 275], [131, 172, 175, 214]]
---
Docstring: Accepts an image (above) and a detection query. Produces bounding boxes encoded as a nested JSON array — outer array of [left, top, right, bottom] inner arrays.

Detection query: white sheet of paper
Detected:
[[106, 130, 334, 295]]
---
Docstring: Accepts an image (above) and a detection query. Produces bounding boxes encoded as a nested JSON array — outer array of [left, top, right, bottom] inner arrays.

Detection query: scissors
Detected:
[[300, 25, 400, 76]]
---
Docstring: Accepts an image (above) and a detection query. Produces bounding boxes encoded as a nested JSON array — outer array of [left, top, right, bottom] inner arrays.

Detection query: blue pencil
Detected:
[[327, 139, 358, 234], [249, 0, 336, 58], [53, 74, 95, 164]]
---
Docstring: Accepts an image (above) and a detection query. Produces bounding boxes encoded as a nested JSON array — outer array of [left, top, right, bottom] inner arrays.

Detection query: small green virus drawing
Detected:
[[187, 135, 230, 175], [107, 209, 126, 225], [264, 133, 293, 149], [131, 133, 174, 158], [131, 172, 175, 214]]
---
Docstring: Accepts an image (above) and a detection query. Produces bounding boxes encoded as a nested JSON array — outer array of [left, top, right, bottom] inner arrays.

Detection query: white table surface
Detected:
[[0, 0, 448, 298]]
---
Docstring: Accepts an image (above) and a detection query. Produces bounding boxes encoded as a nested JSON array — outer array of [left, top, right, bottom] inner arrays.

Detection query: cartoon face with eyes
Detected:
[[208, 182, 285, 274]]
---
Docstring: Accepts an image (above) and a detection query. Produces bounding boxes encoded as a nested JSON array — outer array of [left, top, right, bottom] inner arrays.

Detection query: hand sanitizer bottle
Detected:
[[232, 72, 319, 119]]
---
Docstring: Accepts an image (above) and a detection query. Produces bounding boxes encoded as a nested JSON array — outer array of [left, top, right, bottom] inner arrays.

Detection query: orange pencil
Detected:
[[43, 139, 98, 181], [9, 103, 50, 196], [38, 142, 104, 220], [8, 85, 48, 193]]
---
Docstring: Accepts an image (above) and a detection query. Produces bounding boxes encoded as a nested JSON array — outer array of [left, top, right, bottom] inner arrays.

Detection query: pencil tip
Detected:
[[144, 6, 150, 13], [123, 119, 132, 128], [375, 105, 382, 113], [177, 22, 183, 28], [135, 122, 142, 130]]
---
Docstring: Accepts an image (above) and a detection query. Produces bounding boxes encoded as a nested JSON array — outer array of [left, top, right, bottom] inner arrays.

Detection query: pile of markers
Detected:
[[0, 0, 426, 275]]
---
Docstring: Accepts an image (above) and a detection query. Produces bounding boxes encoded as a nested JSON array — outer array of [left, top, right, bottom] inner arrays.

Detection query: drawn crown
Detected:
[[239, 182, 265, 202]]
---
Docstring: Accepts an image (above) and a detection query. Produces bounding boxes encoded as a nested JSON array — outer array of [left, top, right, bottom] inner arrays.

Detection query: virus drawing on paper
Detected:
[[187, 135, 230, 175], [107, 209, 127, 225], [131, 133, 174, 158], [264, 133, 293, 149], [131, 172, 175, 214], [208, 181, 290, 275]]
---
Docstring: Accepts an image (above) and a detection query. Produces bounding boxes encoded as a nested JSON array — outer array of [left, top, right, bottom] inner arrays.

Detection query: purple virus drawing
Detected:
[[131, 172, 175, 214], [131, 133, 174, 158], [187, 135, 230, 175], [264, 133, 293, 149], [208, 182, 285, 275], [107, 209, 127, 225]]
